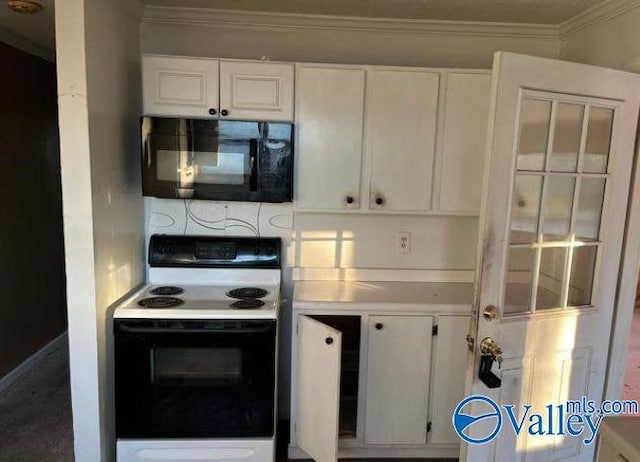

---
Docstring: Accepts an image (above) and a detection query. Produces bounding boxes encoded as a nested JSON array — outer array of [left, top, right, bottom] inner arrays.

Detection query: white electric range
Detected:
[[114, 234, 281, 462]]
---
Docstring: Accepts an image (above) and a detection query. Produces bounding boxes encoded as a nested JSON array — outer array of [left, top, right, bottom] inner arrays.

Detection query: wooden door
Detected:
[[464, 52, 640, 462], [142, 55, 219, 118], [364, 315, 432, 445], [296, 315, 342, 462], [365, 69, 439, 212], [219, 61, 294, 121], [295, 65, 366, 211]]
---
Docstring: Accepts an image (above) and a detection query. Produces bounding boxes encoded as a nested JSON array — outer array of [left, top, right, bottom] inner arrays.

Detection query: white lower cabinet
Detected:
[[290, 311, 468, 460]]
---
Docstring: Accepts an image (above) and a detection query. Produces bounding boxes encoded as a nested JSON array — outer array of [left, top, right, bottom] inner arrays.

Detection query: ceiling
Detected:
[[145, 0, 609, 25], [0, 0, 54, 58], [0, 0, 611, 58]]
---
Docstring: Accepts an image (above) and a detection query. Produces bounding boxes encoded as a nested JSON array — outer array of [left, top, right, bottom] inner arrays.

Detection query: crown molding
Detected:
[[559, 0, 640, 39], [142, 6, 560, 40], [0, 26, 55, 62]]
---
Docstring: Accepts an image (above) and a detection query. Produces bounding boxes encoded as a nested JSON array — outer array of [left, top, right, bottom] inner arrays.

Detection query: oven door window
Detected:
[[152, 347, 242, 385], [115, 320, 276, 439]]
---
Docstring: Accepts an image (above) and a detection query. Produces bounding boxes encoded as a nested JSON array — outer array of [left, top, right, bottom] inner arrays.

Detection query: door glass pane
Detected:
[[551, 103, 584, 172], [584, 107, 613, 173], [537, 247, 567, 310], [511, 175, 542, 244], [542, 176, 575, 241], [576, 178, 606, 241], [517, 99, 551, 171], [568, 246, 598, 306], [504, 247, 535, 315]]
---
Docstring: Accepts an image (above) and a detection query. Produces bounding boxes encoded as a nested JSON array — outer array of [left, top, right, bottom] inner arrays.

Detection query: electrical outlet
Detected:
[[396, 232, 411, 255]]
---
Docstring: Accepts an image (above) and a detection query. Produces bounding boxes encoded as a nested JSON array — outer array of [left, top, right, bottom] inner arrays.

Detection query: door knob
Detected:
[[479, 337, 502, 358]]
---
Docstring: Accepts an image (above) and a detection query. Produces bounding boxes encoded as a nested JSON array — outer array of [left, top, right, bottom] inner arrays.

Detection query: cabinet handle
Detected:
[[345, 195, 355, 205], [375, 323, 384, 330], [374, 196, 384, 206], [325, 337, 334, 345], [208, 108, 217, 116], [221, 109, 229, 116]]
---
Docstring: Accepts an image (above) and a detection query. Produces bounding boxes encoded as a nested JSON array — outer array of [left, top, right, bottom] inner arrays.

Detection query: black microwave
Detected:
[[141, 117, 294, 202]]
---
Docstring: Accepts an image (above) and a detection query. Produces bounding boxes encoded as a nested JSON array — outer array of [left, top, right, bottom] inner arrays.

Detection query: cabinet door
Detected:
[[364, 315, 432, 445], [219, 61, 294, 121], [295, 66, 365, 210], [142, 56, 219, 118], [429, 316, 468, 445], [296, 315, 342, 462], [438, 72, 491, 214], [366, 70, 439, 212]]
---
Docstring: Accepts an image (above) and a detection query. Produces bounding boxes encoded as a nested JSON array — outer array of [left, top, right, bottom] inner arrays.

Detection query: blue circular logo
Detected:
[[453, 395, 502, 444]]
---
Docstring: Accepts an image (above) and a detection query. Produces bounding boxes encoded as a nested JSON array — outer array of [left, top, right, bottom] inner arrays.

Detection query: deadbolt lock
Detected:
[[483, 305, 498, 321]]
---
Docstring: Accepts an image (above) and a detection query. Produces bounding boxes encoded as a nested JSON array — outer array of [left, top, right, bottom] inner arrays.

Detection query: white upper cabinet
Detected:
[[143, 55, 219, 118], [295, 65, 366, 211], [366, 69, 439, 212], [437, 72, 492, 214], [143, 56, 294, 121], [219, 61, 294, 121]]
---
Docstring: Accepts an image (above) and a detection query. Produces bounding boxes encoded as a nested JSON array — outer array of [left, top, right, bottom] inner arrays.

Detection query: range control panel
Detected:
[[149, 234, 281, 268]]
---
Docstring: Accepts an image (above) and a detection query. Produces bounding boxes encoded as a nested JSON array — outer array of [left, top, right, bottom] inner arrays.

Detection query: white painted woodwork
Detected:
[[219, 60, 294, 121], [295, 65, 366, 210], [464, 52, 640, 462], [296, 315, 342, 462], [365, 69, 439, 212], [429, 316, 469, 445], [143, 55, 219, 117], [438, 72, 491, 214], [596, 417, 640, 462], [364, 315, 432, 445]]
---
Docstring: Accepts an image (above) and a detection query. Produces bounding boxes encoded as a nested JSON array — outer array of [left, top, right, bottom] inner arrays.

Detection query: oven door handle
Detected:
[[117, 325, 273, 335]]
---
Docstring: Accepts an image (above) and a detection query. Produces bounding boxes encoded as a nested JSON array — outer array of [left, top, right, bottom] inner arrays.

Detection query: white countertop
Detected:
[[293, 280, 474, 311]]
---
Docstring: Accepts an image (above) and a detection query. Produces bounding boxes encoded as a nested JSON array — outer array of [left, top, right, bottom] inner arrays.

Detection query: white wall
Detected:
[[561, 7, 640, 70], [55, 0, 145, 460], [141, 8, 561, 68]]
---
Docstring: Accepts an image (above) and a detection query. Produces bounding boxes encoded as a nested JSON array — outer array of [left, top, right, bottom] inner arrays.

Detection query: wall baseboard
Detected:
[[0, 331, 68, 393]]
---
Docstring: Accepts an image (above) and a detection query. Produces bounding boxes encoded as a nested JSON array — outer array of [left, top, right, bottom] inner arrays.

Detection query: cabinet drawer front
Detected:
[[364, 315, 432, 445]]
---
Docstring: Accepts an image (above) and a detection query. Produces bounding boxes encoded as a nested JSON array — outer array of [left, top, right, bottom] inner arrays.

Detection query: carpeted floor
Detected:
[[0, 342, 74, 462]]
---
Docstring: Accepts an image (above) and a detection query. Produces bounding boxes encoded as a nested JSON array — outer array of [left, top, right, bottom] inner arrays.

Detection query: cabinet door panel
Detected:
[[143, 56, 219, 117], [219, 61, 294, 121], [366, 70, 439, 212], [296, 315, 341, 462], [364, 315, 432, 445], [430, 315, 468, 445], [439, 73, 491, 213], [295, 66, 365, 210]]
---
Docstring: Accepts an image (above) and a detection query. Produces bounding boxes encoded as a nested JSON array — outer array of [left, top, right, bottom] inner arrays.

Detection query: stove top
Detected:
[[114, 282, 280, 320], [113, 234, 282, 320]]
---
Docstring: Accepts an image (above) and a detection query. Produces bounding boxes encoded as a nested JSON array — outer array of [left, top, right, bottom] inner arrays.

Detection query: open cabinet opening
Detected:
[[309, 315, 361, 439]]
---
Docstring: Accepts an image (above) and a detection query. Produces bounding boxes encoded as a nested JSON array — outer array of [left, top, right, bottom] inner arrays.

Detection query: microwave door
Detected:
[[176, 120, 194, 198]]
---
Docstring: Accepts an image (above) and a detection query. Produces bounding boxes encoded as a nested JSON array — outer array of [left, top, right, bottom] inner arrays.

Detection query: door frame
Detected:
[[604, 125, 640, 401]]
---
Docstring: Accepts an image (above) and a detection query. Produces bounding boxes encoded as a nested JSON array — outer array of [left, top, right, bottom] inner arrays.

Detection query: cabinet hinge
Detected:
[[432, 324, 438, 336], [427, 422, 432, 433]]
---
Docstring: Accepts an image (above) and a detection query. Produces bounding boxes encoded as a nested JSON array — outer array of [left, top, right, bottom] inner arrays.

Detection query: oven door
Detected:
[[140, 117, 293, 202], [114, 319, 276, 439]]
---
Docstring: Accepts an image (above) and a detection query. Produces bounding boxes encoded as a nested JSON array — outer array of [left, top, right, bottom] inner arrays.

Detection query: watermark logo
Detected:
[[452, 395, 639, 445], [453, 395, 503, 444]]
